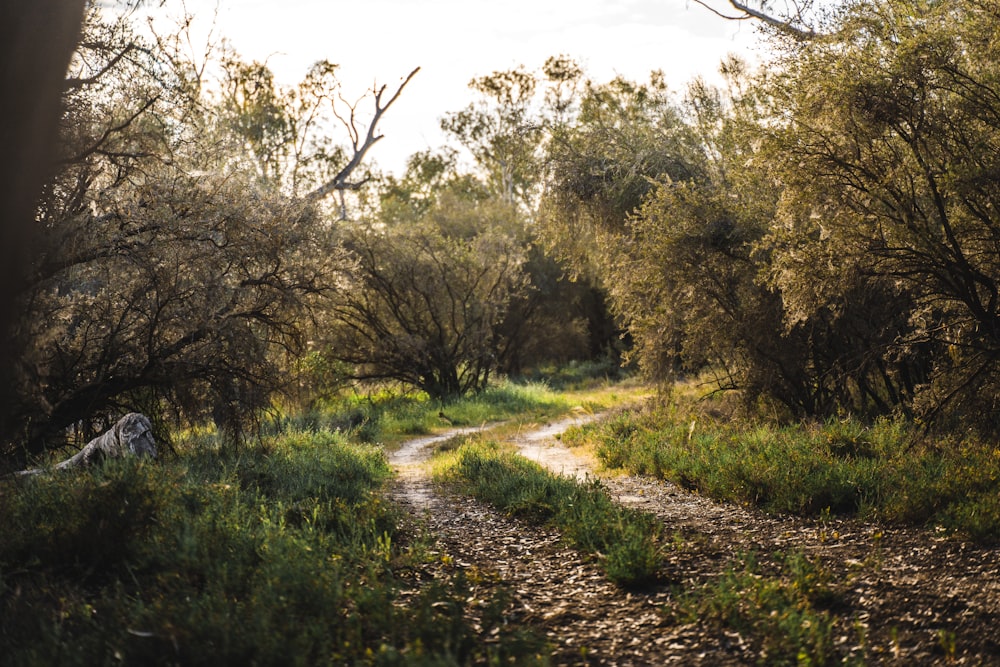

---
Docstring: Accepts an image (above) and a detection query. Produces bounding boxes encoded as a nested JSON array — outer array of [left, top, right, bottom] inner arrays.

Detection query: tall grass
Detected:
[[0, 429, 546, 665], [435, 441, 663, 587], [568, 390, 1000, 542]]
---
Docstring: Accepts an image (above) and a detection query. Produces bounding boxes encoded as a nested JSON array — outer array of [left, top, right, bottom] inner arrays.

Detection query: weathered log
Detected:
[[16, 413, 156, 476]]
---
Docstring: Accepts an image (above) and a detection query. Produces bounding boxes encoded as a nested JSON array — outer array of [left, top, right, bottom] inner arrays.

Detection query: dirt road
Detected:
[[388, 415, 1000, 665]]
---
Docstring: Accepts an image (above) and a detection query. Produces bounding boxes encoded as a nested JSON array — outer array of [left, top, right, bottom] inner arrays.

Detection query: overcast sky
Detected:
[[145, 0, 771, 174]]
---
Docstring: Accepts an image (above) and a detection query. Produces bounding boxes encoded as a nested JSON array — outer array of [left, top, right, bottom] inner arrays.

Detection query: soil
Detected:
[[388, 415, 1000, 665]]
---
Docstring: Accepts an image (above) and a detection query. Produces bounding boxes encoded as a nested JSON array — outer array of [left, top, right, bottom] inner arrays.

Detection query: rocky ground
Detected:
[[388, 416, 1000, 665]]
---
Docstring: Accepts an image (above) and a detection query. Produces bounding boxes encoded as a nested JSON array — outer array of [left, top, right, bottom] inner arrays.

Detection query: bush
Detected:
[[0, 429, 545, 665]]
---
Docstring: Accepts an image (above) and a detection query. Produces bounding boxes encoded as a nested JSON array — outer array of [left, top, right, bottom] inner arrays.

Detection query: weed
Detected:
[[679, 551, 846, 665]]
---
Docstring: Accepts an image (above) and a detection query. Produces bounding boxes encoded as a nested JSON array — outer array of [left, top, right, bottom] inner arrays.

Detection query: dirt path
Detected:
[[388, 416, 1000, 665]]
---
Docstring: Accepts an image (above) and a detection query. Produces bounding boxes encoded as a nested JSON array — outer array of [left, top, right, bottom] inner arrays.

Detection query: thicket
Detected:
[[1, 4, 611, 467], [537, 0, 1000, 436], [9, 0, 1000, 471]]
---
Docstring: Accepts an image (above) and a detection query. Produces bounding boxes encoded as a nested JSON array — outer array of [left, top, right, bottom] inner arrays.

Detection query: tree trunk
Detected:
[[16, 413, 157, 476]]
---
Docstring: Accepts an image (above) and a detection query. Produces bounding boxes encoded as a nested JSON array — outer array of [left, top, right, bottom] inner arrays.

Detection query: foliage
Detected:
[[271, 379, 567, 444], [436, 441, 664, 586], [382, 148, 620, 377], [324, 196, 528, 399], [2, 6, 415, 463], [763, 0, 1000, 428], [679, 551, 845, 666], [0, 432, 545, 665], [542, 70, 705, 241], [441, 65, 548, 209], [532, 0, 1000, 431]]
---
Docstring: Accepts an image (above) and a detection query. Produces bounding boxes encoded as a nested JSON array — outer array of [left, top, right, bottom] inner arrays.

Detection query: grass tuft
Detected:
[[678, 551, 850, 666], [0, 427, 546, 665], [436, 441, 663, 587]]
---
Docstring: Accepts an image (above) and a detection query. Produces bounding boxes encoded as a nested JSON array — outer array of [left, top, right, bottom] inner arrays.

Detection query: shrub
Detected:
[[0, 430, 545, 664]]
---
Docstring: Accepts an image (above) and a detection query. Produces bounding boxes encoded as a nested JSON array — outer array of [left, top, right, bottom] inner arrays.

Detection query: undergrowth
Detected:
[[565, 384, 1000, 542], [269, 376, 644, 449], [268, 380, 569, 445], [0, 430, 546, 665], [677, 551, 863, 666]]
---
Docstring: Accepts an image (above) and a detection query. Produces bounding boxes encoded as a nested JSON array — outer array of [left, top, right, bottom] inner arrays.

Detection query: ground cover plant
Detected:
[[0, 427, 546, 666], [434, 440, 663, 586], [564, 380, 1000, 543], [676, 551, 859, 666], [272, 376, 644, 447], [428, 413, 881, 664]]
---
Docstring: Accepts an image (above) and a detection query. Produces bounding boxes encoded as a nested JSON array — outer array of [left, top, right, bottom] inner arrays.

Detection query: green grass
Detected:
[[270, 377, 646, 449], [566, 385, 1000, 542], [434, 441, 663, 587], [677, 551, 858, 666], [0, 429, 546, 666], [269, 380, 569, 445]]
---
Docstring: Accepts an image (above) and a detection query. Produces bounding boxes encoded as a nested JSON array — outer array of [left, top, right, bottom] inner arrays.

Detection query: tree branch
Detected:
[[64, 43, 146, 90], [59, 94, 161, 165], [691, 0, 820, 40], [307, 67, 420, 208]]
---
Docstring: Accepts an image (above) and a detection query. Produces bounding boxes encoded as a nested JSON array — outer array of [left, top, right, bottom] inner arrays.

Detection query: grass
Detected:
[[677, 551, 861, 666], [271, 376, 648, 448], [0, 375, 648, 666], [270, 380, 566, 445], [433, 440, 663, 587], [430, 436, 867, 663], [565, 380, 1000, 542], [0, 428, 547, 666], [16, 370, 978, 664]]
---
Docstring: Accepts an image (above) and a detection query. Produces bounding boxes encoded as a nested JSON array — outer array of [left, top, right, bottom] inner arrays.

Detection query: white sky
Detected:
[[144, 0, 772, 175]]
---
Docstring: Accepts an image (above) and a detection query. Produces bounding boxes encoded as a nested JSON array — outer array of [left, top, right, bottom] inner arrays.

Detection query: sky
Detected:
[[140, 0, 772, 175]]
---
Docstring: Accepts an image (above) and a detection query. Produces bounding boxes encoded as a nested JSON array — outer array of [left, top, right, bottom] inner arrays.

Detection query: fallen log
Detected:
[[16, 413, 157, 476]]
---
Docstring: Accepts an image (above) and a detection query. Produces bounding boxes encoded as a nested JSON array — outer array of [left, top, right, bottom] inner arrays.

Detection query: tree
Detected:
[[216, 52, 418, 216], [377, 148, 490, 225], [540, 70, 706, 277], [600, 66, 783, 389], [763, 0, 1000, 426], [442, 66, 547, 209], [3, 5, 414, 461], [375, 146, 611, 377], [324, 197, 527, 399], [691, 0, 834, 39], [0, 0, 87, 357]]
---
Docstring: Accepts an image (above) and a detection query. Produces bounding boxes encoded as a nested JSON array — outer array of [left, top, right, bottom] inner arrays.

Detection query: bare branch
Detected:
[[689, 0, 755, 21], [64, 43, 146, 89], [692, 0, 820, 40], [307, 67, 420, 206]]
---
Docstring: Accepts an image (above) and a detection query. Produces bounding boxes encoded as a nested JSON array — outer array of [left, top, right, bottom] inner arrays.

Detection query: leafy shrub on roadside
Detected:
[[0, 430, 545, 665]]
